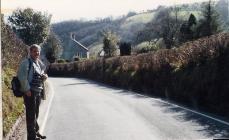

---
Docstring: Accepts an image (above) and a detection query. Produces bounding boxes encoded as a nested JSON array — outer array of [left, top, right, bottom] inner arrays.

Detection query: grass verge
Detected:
[[2, 68, 24, 137]]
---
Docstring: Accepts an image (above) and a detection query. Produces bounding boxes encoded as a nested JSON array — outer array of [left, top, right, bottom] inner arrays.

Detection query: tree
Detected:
[[179, 13, 197, 42], [8, 8, 51, 45], [1, 14, 27, 69], [126, 11, 137, 17], [152, 7, 183, 49], [196, 0, 220, 37], [42, 31, 62, 63], [135, 25, 157, 45], [119, 42, 131, 56], [138, 7, 183, 49], [102, 31, 119, 57], [216, 0, 229, 31], [188, 13, 197, 26], [216, 0, 229, 22]]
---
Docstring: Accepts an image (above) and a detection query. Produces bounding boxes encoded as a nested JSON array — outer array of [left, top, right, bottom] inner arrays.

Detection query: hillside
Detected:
[[52, 0, 229, 59], [51, 10, 188, 58], [50, 13, 166, 57]]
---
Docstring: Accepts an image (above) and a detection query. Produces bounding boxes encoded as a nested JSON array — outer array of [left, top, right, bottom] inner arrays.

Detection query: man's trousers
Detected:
[[23, 91, 41, 140]]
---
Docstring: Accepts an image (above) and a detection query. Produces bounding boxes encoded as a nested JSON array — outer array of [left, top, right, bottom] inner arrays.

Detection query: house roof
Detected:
[[72, 38, 89, 51]]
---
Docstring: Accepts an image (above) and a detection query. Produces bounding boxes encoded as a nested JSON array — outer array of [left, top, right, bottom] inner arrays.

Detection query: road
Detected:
[[36, 77, 229, 140]]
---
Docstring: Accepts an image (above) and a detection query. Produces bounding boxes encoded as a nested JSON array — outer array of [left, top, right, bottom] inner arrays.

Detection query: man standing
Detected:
[[18, 44, 47, 140]]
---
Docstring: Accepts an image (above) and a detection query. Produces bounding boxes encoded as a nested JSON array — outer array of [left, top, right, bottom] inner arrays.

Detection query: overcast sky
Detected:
[[2, 0, 209, 23]]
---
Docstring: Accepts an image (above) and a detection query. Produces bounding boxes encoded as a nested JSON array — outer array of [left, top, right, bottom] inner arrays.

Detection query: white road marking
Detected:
[[152, 97, 229, 126], [40, 81, 55, 134], [131, 93, 229, 126]]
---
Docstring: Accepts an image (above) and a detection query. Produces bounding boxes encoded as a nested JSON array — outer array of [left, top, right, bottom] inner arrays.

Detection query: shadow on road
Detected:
[[154, 101, 229, 138], [112, 88, 229, 138], [113, 88, 229, 138]]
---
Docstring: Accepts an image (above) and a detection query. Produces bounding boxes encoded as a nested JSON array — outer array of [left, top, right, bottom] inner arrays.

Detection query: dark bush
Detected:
[[74, 57, 80, 61], [57, 59, 65, 63], [119, 42, 131, 56]]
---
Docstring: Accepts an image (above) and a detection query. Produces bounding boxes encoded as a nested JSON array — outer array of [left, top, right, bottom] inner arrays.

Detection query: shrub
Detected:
[[119, 42, 131, 56], [57, 59, 65, 63], [74, 57, 80, 61]]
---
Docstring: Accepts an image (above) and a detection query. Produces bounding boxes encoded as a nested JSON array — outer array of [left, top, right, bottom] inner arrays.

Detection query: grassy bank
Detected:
[[48, 33, 229, 118], [1, 15, 27, 136], [2, 68, 24, 136]]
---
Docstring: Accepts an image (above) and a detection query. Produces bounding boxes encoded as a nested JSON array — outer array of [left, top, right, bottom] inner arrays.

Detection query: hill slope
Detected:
[[52, 0, 228, 59]]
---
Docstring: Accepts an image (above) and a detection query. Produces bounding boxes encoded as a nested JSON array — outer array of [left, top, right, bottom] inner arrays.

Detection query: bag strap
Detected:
[[28, 58, 33, 78]]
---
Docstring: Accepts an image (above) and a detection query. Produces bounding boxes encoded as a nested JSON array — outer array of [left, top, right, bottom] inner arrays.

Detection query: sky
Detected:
[[2, 0, 209, 23]]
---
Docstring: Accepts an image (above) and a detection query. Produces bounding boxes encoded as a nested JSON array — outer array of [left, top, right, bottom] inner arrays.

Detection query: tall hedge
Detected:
[[48, 33, 229, 118]]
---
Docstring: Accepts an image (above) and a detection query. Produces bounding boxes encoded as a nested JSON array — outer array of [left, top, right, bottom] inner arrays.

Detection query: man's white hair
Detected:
[[30, 44, 41, 51]]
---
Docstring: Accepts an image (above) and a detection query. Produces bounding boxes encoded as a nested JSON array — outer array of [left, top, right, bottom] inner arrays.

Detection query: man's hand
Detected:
[[25, 90, 32, 97], [42, 74, 48, 81]]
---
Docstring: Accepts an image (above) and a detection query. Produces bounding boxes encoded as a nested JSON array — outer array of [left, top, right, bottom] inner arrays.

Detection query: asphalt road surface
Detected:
[[36, 77, 229, 140]]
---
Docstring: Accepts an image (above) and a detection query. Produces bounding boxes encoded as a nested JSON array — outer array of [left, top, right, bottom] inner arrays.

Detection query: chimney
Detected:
[[71, 32, 75, 40]]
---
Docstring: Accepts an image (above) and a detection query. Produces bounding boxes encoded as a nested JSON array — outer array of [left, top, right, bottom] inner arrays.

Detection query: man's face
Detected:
[[30, 47, 40, 60]]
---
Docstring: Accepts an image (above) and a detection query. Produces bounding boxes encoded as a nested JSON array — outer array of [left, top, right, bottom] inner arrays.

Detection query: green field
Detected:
[[121, 12, 155, 30]]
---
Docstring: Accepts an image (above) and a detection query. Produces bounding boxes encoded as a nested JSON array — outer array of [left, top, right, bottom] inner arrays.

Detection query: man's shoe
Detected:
[[36, 132, 46, 139], [35, 138, 41, 140]]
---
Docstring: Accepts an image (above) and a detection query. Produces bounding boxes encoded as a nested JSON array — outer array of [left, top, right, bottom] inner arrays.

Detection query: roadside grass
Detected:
[[2, 14, 28, 137], [2, 68, 24, 136]]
